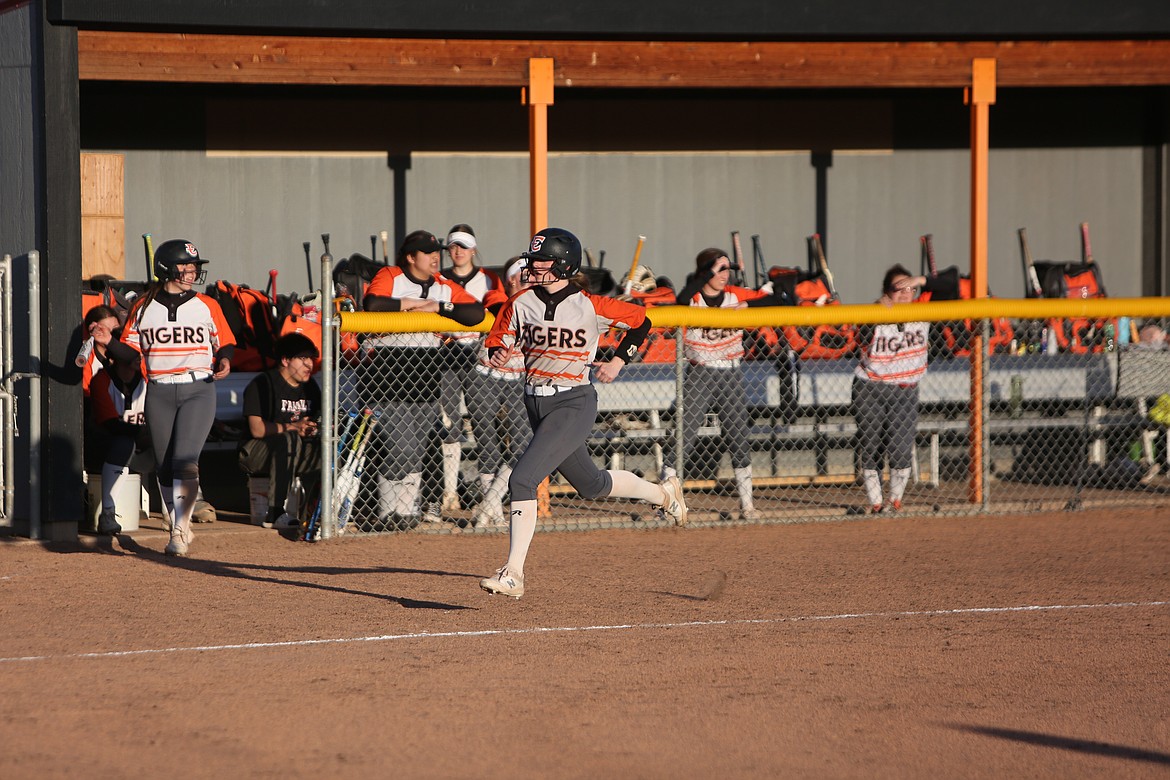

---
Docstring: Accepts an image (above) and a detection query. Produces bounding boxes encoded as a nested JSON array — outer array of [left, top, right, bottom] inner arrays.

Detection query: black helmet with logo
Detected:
[[153, 239, 208, 284], [521, 228, 582, 280]]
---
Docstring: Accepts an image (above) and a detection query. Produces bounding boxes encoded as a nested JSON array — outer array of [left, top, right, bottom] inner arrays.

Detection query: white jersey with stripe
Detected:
[[121, 292, 235, 382], [681, 284, 767, 368], [855, 321, 930, 385], [364, 265, 478, 349], [442, 267, 502, 345], [486, 287, 647, 388], [91, 370, 148, 427]]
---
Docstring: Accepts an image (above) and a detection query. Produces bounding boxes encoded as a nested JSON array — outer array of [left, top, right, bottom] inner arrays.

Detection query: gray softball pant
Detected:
[[464, 370, 532, 475], [146, 379, 216, 482], [666, 363, 752, 471], [369, 400, 439, 481], [510, 384, 611, 502], [852, 377, 919, 471], [439, 343, 478, 443]]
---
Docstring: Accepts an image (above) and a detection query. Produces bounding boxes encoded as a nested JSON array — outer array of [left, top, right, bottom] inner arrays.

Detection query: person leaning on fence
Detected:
[[852, 264, 945, 514], [237, 332, 323, 529], [107, 239, 235, 556], [478, 228, 687, 600], [664, 247, 787, 521], [438, 224, 503, 515], [464, 256, 534, 528], [361, 230, 485, 530]]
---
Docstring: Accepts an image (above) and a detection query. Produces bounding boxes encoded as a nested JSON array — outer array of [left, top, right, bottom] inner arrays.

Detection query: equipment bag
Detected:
[[209, 280, 280, 371], [767, 266, 857, 360], [1030, 261, 1114, 354], [915, 266, 1016, 357]]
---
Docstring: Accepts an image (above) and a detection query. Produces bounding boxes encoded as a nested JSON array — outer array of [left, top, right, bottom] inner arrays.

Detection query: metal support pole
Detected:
[[27, 251, 42, 539], [0, 255, 13, 523], [319, 252, 336, 540], [674, 327, 685, 479], [966, 59, 995, 505], [525, 58, 554, 235]]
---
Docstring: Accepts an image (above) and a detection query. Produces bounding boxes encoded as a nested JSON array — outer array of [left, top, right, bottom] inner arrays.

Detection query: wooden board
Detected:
[[80, 153, 124, 279]]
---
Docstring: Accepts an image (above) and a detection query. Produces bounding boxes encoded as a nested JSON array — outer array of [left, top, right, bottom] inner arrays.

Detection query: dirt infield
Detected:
[[1, 507, 1167, 779]]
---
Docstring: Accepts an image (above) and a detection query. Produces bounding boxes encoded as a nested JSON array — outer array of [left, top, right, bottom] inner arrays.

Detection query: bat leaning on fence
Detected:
[[301, 413, 355, 541], [624, 235, 647, 295], [730, 231, 746, 287], [810, 233, 839, 302], [334, 409, 377, 534], [142, 233, 155, 281], [921, 233, 939, 277]]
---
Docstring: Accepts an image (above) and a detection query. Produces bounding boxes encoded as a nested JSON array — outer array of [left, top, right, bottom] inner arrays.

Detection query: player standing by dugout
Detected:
[[106, 239, 234, 556], [479, 228, 687, 600], [437, 224, 503, 515], [665, 248, 786, 520], [361, 230, 485, 530]]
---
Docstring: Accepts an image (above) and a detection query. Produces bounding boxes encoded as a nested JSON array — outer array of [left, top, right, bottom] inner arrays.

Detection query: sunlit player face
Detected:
[[283, 353, 315, 384], [166, 263, 200, 293], [524, 259, 560, 286], [407, 249, 441, 278], [702, 256, 732, 295], [447, 242, 475, 272]]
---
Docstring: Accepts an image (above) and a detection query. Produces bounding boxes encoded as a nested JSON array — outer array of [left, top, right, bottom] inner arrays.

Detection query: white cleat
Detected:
[[480, 565, 524, 599], [659, 476, 688, 526]]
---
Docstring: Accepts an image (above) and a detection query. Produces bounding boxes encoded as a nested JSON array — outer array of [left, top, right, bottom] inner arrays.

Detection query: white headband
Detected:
[[446, 231, 477, 250], [506, 259, 527, 282]]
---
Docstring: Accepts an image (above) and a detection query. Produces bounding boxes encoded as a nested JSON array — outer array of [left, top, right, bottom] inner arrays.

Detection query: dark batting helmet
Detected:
[[154, 239, 208, 284], [522, 228, 582, 280]]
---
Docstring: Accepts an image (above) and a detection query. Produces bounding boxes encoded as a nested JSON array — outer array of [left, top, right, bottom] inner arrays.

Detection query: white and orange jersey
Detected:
[[681, 284, 768, 368], [121, 292, 235, 381], [855, 321, 930, 386], [486, 288, 647, 388], [442, 267, 503, 346], [364, 265, 480, 349], [90, 370, 147, 428]]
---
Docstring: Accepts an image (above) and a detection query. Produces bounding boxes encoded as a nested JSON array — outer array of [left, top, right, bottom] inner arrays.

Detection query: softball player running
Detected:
[[479, 228, 686, 599], [853, 264, 934, 513], [464, 256, 533, 527], [437, 224, 502, 514], [362, 230, 485, 529], [666, 248, 784, 520], [107, 240, 234, 556]]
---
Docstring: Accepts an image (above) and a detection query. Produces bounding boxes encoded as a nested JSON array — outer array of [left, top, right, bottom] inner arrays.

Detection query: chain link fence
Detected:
[[321, 300, 1170, 538]]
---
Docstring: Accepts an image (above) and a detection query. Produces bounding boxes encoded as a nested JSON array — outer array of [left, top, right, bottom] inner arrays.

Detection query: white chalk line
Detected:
[[1, 600, 1165, 665]]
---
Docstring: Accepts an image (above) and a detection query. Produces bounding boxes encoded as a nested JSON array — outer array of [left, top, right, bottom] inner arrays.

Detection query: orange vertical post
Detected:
[[966, 59, 995, 505], [525, 58, 555, 516]]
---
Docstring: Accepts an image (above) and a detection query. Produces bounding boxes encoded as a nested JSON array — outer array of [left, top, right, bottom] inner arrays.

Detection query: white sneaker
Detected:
[[441, 491, 461, 514], [274, 513, 300, 530], [659, 476, 688, 526], [480, 565, 524, 599], [97, 509, 122, 536], [165, 534, 188, 557], [740, 507, 761, 521]]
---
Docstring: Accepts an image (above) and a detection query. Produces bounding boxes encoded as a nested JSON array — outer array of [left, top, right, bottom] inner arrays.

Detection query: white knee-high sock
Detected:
[[158, 476, 175, 528], [863, 469, 883, 507], [101, 463, 129, 513], [398, 472, 422, 516], [478, 472, 494, 496], [607, 470, 667, 504], [506, 499, 538, 575], [734, 466, 755, 512], [888, 467, 911, 503], [376, 475, 398, 519], [172, 478, 198, 540], [441, 443, 461, 497]]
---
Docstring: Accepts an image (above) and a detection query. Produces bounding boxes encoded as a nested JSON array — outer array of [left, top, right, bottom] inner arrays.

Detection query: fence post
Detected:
[[319, 252, 336, 539], [674, 326, 685, 479]]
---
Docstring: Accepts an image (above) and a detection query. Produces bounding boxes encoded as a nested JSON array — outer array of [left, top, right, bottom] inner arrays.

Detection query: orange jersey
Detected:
[[486, 287, 647, 388], [121, 292, 235, 381], [681, 284, 768, 367]]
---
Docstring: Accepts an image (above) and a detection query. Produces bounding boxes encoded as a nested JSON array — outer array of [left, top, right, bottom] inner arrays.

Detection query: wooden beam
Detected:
[[77, 33, 1170, 88]]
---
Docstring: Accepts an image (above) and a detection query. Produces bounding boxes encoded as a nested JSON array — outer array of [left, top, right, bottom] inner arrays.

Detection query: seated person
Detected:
[[89, 347, 153, 535], [237, 333, 322, 529]]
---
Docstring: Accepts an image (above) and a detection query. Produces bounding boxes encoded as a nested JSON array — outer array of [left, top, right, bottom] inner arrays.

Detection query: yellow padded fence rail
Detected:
[[340, 297, 1170, 334]]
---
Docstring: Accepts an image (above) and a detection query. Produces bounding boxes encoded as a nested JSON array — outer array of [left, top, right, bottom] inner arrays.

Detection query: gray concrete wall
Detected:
[[113, 146, 1143, 301], [0, 4, 34, 258]]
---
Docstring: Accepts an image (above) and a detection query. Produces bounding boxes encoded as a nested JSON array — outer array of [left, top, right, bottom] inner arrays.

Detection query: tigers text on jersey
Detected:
[[855, 321, 930, 385], [681, 285, 768, 368], [365, 266, 479, 349], [442, 267, 503, 345], [486, 288, 646, 387], [91, 371, 147, 427], [121, 292, 235, 381]]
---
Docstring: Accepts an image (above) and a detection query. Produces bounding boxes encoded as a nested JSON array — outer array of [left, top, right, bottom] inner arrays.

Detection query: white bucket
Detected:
[[248, 476, 270, 525], [85, 472, 143, 533]]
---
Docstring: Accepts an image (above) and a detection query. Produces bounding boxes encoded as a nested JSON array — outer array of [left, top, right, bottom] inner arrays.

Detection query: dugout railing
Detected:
[[315, 295, 1170, 539]]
